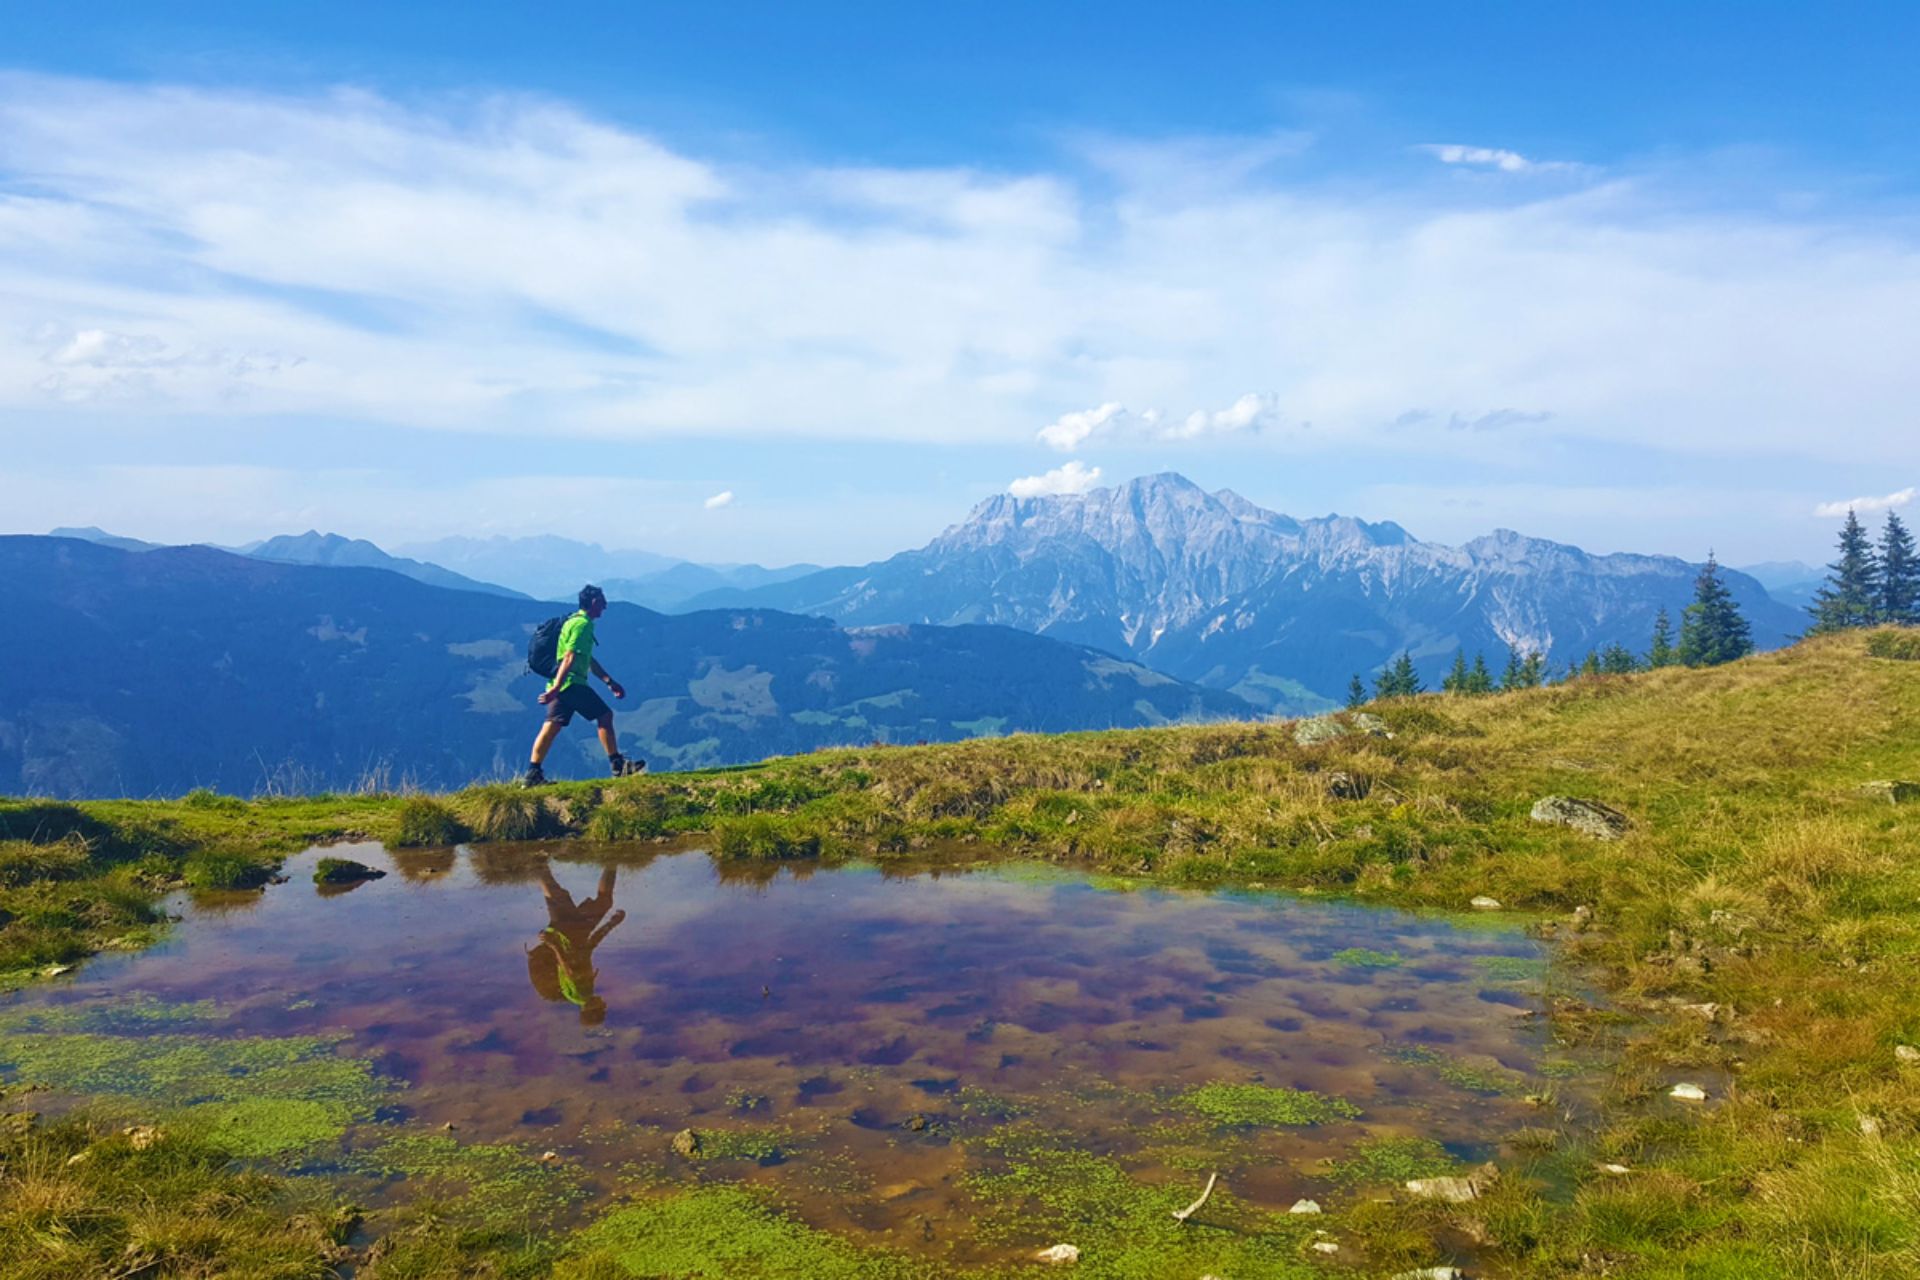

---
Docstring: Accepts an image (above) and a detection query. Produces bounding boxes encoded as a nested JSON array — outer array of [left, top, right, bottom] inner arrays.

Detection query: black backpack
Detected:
[[527, 615, 567, 679]]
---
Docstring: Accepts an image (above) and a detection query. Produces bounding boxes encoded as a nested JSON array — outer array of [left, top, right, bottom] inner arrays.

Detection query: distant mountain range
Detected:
[[393, 534, 819, 607], [0, 536, 1245, 798], [1735, 560, 1825, 613], [678, 474, 1805, 713]]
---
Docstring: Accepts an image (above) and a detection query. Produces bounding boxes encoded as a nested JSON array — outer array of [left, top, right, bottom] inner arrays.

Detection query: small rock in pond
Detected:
[[1470, 895, 1502, 911], [313, 858, 387, 885], [1859, 780, 1920, 805], [671, 1128, 702, 1158], [1895, 1045, 1920, 1065], [1035, 1242, 1080, 1264], [1406, 1164, 1496, 1203], [1669, 1082, 1708, 1102], [538, 1150, 561, 1164], [1288, 1198, 1322, 1214], [903, 1113, 931, 1132], [1530, 795, 1631, 840], [41, 964, 73, 977]]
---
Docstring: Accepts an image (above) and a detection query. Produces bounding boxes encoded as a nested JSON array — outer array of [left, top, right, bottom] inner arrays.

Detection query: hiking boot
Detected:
[[609, 755, 646, 778], [521, 762, 548, 788]]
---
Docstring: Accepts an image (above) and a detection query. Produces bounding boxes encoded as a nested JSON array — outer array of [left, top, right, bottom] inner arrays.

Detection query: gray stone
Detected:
[[1860, 780, 1920, 805], [1530, 796, 1631, 840], [670, 1128, 702, 1158], [1293, 716, 1348, 746], [1351, 712, 1392, 738]]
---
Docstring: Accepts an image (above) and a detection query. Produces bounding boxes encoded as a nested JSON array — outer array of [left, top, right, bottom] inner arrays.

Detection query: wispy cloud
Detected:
[[1037, 394, 1279, 451], [1814, 487, 1915, 518], [0, 73, 1917, 477], [1010, 460, 1102, 498], [1419, 143, 1569, 173], [703, 489, 735, 510]]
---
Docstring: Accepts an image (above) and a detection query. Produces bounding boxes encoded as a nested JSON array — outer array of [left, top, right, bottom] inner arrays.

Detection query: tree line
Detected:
[[1348, 508, 1918, 707], [1805, 508, 1918, 632], [1347, 553, 1754, 706]]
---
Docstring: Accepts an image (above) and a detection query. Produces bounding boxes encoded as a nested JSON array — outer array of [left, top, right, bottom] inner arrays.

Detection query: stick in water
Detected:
[[1172, 1171, 1219, 1223]]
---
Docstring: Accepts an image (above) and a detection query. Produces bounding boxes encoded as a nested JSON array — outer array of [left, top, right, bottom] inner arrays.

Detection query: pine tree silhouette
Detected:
[[1878, 511, 1919, 626], [1346, 674, 1367, 708], [1809, 509, 1881, 632], [1647, 606, 1677, 668], [1679, 553, 1755, 667]]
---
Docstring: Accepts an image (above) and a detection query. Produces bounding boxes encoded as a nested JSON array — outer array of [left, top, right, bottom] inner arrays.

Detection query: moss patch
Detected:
[[360, 1132, 586, 1228], [1327, 1134, 1458, 1186], [569, 1186, 931, 1279], [1331, 946, 1404, 968]]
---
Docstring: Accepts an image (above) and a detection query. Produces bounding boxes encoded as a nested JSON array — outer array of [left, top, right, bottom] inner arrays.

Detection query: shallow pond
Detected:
[[2, 844, 1588, 1272]]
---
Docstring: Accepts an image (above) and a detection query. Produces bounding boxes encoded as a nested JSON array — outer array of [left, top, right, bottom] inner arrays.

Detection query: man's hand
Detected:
[[538, 688, 558, 705], [606, 679, 626, 700]]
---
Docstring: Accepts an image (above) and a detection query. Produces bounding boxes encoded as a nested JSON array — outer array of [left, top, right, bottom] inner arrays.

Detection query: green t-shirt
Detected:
[[553, 611, 596, 690]]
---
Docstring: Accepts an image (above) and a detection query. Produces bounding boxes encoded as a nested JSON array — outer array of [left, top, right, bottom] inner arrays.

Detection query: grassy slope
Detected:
[[1, 628, 1918, 1276]]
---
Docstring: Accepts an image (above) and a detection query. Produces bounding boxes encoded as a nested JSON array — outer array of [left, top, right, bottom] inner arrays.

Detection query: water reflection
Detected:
[[527, 862, 626, 1026]]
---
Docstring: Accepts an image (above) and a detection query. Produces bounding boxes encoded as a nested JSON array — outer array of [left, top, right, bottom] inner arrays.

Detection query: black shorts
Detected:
[[544, 683, 611, 727]]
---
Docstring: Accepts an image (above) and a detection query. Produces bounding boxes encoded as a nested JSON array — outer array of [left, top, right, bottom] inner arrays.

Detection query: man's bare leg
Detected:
[[530, 720, 563, 765]]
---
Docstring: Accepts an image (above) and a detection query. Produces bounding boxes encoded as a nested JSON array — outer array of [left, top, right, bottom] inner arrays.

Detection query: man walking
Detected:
[[524, 585, 642, 786]]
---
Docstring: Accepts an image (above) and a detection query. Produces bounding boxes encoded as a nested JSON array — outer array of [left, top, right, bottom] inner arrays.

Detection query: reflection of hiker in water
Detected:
[[526, 863, 625, 1026]]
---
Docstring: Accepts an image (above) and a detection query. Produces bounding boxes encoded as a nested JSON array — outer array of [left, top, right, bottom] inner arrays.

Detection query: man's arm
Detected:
[[590, 658, 625, 700], [539, 651, 577, 703]]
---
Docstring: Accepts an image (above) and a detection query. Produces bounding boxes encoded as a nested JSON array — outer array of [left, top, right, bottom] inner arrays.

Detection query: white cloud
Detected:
[[1814, 487, 1915, 518], [1037, 402, 1124, 451], [703, 489, 735, 510], [1010, 460, 1103, 498], [0, 72, 1916, 479], [1037, 394, 1278, 450], [1420, 143, 1556, 173]]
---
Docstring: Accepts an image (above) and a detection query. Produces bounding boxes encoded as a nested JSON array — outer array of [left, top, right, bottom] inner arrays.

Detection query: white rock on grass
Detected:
[[1596, 1162, 1632, 1175], [1391, 1268, 1464, 1280], [1895, 1044, 1920, 1065], [1669, 1082, 1708, 1102], [1859, 1115, 1883, 1137], [1469, 895, 1502, 911], [1312, 1240, 1341, 1254], [1287, 1198, 1322, 1214], [1035, 1243, 1080, 1265], [1405, 1175, 1483, 1202]]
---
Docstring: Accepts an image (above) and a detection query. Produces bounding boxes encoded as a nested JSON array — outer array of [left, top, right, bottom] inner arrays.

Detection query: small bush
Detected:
[[1865, 627, 1920, 661], [712, 814, 822, 860], [460, 786, 553, 842], [392, 796, 466, 847], [182, 848, 274, 890], [0, 835, 92, 887], [181, 787, 246, 813]]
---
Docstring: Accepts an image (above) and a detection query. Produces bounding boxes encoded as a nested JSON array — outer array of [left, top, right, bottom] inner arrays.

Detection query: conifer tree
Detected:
[[1878, 511, 1919, 625], [1442, 649, 1470, 694], [1809, 509, 1881, 632], [1580, 651, 1601, 677], [1393, 650, 1422, 696], [1468, 652, 1494, 694], [1500, 645, 1526, 691], [1647, 607, 1677, 668], [1520, 651, 1546, 688], [1346, 674, 1367, 709], [1600, 643, 1639, 675], [1679, 553, 1754, 667]]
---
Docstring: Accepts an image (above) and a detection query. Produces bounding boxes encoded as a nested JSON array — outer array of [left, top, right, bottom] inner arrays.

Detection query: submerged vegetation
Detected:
[[2, 627, 1919, 1275]]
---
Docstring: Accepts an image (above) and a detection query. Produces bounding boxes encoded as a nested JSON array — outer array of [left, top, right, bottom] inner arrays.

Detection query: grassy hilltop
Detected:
[[2, 629, 1919, 1277]]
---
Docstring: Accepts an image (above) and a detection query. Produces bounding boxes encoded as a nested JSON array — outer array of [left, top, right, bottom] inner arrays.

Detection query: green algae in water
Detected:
[[696, 1124, 801, 1163], [1176, 1082, 1362, 1127], [572, 1186, 935, 1279], [1474, 954, 1550, 982], [1330, 946, 1404, 969], [362, 1133, 586, 1227], [963, 1128, 1320, 1280], [0, 994, 223, 1034], [0, 1026, 391, 1155], [1327, 1135, 1457, 1186], [1382, 1043, 1530, 1095]]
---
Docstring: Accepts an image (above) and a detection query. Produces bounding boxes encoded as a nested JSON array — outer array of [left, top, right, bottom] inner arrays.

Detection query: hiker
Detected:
[[524, 585, 642, 786], [526, 861, 625, 1027]]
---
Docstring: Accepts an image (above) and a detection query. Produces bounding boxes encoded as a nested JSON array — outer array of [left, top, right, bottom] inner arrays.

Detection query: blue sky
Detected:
[[3, 2, 1916, 566]]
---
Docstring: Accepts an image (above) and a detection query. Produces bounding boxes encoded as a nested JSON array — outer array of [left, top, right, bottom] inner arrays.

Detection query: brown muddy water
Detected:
[[4, 844, 1589, 1267]]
